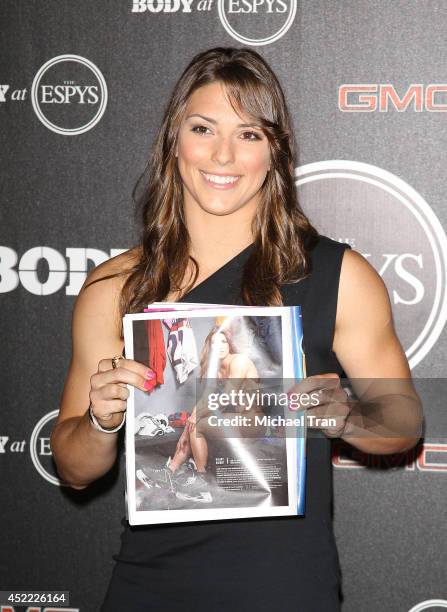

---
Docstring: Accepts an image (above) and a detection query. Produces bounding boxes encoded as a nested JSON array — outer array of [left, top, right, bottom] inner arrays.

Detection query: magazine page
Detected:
[[146, 301, 306, 515], [123, 306, 305, 525]]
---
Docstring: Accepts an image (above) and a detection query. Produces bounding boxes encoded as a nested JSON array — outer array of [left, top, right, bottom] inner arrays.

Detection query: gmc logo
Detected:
[[338, 84, 447, 112], [333, 442, 447, 472]]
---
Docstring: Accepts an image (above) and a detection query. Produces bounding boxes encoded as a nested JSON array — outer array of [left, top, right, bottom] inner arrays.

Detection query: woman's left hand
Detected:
[[288, 373, 353, 439]]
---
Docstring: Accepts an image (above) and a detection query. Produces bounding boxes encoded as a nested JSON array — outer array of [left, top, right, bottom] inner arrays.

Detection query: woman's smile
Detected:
[[200, 170, 242, 189]]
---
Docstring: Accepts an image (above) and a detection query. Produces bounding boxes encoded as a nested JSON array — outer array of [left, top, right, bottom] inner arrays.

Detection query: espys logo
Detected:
[[339, 84, 447, 112], [295, 160, 447, 369], [217, 0, 297, 46], [30, 410, 65, 486], [31, 54, 108, 135], [131, 0, 297, 46]]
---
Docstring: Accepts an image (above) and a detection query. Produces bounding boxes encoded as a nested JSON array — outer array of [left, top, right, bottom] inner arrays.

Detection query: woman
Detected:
[[139, 325, 265, 503], [50, 47, 422, 611], [169, 326, 263, 473]]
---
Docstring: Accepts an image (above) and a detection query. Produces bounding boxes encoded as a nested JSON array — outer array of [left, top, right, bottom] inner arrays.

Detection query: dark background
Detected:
[[1, 2, 446, 611]]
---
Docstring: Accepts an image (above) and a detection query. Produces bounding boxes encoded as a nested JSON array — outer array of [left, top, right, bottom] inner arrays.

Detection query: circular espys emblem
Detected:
[[218, 0, 297, 46], [295, 160, 447, 369], [31, 54, 108, 135]]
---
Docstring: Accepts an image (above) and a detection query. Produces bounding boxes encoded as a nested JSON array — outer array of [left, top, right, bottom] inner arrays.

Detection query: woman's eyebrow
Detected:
[[185, 113, 261, 129]]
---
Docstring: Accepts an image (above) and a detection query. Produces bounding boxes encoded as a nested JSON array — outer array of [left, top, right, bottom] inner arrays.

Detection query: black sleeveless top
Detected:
[[101, 234, 351, 612]]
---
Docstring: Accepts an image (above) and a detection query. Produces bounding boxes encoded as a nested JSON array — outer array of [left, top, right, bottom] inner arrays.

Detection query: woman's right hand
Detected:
[[89, 357, 156, 430]]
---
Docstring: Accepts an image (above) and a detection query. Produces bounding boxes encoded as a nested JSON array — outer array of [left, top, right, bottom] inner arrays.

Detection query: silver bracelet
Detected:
[[88, 403, 126, 434]]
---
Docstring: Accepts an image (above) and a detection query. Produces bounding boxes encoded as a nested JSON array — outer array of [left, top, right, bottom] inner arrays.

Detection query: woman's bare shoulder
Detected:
[[338, 248, 389, 307], [334, 247, 394, 352], [74, 246, 142, 336], [89, 245, 140, 278], [82, 245, 141, 294]]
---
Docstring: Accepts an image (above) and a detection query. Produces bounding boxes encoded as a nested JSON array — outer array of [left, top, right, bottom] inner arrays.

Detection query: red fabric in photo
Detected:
[[146, 319, 166, 386]]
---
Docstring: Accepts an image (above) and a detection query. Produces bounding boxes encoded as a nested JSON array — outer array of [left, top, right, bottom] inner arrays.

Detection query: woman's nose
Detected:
[[211, 136, 235, 165]]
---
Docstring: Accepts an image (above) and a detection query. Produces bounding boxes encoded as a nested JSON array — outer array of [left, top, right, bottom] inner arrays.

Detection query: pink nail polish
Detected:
[[145, 368, 156, 380], [144, 378, 156, 392]]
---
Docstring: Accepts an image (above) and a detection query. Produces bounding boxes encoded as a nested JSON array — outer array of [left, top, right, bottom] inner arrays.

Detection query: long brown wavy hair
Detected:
[[199, 326, 238, 380], [86, 47, 319, 339]]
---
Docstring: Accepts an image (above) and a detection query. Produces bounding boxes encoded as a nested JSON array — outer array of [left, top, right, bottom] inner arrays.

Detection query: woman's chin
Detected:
[[198, 199, 250, 217]]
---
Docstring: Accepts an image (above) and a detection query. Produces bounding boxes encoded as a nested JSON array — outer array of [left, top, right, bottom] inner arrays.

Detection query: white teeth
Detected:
[[202, 172, 239, 185]]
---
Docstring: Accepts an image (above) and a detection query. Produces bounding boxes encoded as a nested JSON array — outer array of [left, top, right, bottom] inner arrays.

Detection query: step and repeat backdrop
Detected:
[[1, 1, 446, 611]]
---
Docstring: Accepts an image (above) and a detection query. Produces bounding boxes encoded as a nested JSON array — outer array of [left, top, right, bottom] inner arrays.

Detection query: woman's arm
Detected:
[[50, 252, 148, 489], [332, 249, 423, 454]]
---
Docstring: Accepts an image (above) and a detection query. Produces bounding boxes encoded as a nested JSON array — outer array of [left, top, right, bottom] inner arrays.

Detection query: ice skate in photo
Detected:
[[136, 469, 158, 490], [136, 413, 175, 437]]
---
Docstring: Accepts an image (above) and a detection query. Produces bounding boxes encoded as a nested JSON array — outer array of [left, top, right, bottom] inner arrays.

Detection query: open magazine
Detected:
[[123, 304, 306, 525]]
